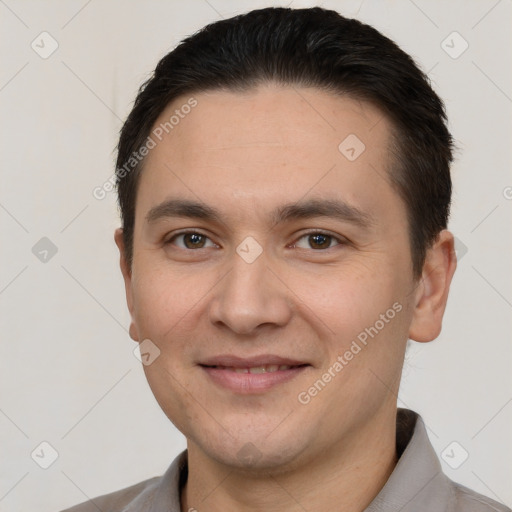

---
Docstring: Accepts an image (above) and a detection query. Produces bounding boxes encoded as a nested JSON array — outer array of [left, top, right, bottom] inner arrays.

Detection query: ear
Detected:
[[114, 228, 140, 342], [408, 230, 457, 342]]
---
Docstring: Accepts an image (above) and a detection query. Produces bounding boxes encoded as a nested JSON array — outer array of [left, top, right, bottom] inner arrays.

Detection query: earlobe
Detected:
[[408, 230, 457, 343], [114, 228, 140, 342]]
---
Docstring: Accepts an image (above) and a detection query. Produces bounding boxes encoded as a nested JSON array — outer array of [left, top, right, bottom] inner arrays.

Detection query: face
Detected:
[[118, 84, 427, 471]]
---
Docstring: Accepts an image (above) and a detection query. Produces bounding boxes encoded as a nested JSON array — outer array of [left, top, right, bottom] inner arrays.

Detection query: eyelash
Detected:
[[164, 229, 346, 251]]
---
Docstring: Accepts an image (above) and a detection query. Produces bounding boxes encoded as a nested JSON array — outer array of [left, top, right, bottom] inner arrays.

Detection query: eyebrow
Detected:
[[145, 198, 374, 229]]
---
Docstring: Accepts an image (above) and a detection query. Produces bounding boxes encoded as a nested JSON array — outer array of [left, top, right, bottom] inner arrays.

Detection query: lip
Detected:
[[199, 354, 311, 394]]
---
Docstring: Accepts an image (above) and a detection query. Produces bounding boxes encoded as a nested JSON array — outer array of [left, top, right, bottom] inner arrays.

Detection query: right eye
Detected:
[[165, 231, 217, 250]]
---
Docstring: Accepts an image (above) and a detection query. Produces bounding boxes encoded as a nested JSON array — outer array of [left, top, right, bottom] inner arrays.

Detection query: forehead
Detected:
[[152, 84, 390, 164], [136, 84, 403, 228]]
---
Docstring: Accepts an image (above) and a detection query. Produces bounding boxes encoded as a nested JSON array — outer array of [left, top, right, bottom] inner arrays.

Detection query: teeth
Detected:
[[214, 364, 294, 373], [248, 366, 266, 374]]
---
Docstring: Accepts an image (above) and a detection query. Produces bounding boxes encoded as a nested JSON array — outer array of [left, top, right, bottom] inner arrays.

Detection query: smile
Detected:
[[200, 359, 310, 394], [207, 364, 299, 373]]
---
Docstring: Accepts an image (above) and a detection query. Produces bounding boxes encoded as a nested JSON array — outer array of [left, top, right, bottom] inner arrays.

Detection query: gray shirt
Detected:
[[61, 409, 510, 512]]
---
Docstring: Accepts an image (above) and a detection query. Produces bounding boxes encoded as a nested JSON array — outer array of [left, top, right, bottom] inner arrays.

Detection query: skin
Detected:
[[115, 83, 456, 512]]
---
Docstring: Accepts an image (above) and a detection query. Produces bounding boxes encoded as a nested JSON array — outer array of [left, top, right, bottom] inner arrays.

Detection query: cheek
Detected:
[[290, 258, 413, 391], [130, 262, 212, 339], [142, 359, 202, 437], [289, 258, 403, 334]]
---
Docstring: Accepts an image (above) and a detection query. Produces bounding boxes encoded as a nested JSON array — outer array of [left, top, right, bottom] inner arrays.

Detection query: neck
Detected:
[[181, 408, 398, 512]]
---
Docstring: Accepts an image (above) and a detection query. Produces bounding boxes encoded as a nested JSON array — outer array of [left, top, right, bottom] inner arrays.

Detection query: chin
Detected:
[[192, 424, 311, 474]]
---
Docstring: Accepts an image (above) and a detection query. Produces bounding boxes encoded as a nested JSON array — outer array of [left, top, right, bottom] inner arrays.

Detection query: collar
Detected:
[[366, 409, 452, 511]]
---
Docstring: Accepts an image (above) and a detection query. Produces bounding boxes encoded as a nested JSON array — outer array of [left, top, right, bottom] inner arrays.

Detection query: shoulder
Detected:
[[59, 449, 187, 512], [451, 482, 511, 512], [59, 475, 161, 512]]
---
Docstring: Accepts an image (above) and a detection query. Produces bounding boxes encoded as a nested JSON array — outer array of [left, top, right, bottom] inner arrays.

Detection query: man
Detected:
[[63, 6, 509, 512]]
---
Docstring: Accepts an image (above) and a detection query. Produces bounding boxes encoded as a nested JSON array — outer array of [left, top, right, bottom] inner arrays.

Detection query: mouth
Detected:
[[203, 363, 306, 373], [199, 355, 311, 394]]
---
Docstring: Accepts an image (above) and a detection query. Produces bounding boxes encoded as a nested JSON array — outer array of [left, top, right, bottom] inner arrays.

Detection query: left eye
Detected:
[[294, 232, 341, 250], [167, 232, 216, 249]]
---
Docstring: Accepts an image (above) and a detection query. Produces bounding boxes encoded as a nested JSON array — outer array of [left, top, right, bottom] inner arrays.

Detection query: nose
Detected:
[[208, 248, 293, 335]]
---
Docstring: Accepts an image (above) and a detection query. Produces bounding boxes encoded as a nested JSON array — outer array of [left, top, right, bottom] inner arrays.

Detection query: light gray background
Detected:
[[1, 1, 511, 511]]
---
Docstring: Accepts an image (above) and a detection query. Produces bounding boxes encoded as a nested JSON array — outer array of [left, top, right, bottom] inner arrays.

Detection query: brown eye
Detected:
[[183, 233, 206, 248], [308, 233, 332, 249], [294, 232, 341, 250], [167, 232, 215, 249]]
